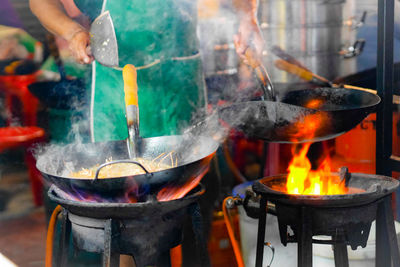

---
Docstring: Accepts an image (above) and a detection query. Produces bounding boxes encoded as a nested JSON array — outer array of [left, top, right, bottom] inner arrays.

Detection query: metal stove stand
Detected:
[[48, 185, 210, 267], [254, 195, 400, 267]]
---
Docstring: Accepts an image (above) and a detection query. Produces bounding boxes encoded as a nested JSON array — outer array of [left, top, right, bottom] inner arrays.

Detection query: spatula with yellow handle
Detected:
[[123, 64, 139, 159]]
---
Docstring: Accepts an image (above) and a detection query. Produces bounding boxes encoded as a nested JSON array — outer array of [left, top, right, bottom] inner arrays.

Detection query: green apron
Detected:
[[76, 0, 205, 142]]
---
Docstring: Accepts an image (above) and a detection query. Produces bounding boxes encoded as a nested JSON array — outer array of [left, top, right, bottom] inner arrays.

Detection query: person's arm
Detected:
[[232, 0, 264, 60], [29, 0, 92, 64]]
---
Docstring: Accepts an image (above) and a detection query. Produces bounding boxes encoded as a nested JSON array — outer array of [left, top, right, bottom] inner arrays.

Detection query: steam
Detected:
[[34, 0, 268, 179]]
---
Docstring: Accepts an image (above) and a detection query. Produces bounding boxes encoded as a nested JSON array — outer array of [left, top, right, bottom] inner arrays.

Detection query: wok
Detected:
[[28, 35, 87, 109], [219, 87, 380, 143], [36, 135, 218, 199], [28, 79, 86, 109]]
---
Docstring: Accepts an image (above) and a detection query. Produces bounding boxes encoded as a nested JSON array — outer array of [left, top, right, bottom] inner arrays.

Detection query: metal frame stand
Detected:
[[375, 1, 400, 266], [254, 196, 400, 267]]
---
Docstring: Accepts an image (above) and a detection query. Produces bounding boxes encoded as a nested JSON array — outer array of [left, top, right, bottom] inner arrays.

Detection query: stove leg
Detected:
[[57, 208, 71, 267], [255, 196, 267, 267], [103, 219, 120, 267], [376, 196, 400, 267], [189, 202, 211, 267], [156, 250, 172, 267], [333, 235, 349, 267], [298, 207, 312, 267]]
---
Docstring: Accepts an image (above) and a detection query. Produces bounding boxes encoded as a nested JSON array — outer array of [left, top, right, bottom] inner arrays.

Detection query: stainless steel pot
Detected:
[[259, 0, 364, 82], [198, 15, 239, 76]]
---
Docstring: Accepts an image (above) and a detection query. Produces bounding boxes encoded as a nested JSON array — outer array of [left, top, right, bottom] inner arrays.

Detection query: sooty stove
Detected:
[[246, 170, 400, 267], [47, 184, 208, 267]]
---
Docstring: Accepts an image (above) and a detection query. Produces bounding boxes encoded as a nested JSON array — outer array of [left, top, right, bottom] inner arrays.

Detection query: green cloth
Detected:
[[75, 0, 205, 141]]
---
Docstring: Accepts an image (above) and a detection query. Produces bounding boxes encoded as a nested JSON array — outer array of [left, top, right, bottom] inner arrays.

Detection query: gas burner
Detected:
[[47, 184, 207, 267], [249, 170, 400, 267]]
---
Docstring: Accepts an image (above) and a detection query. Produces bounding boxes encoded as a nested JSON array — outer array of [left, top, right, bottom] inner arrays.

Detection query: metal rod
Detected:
[[103, 219, 120, 267], [376, 197, 392, 267], [255, 196, 267, 267], [376, 0, 395, 176], [58, 209, 71, 267], [189, 202, 211, 267], [333, 233, 349, 267], [384, 196, 400, 266], [298, 206, 313, 267], [94, 160, 149, 181], [157, 250, 172, 267]]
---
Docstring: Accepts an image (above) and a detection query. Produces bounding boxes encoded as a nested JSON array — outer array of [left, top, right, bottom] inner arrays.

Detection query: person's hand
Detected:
[[234, 19, 264, 64], [67, 30, 93, 64]]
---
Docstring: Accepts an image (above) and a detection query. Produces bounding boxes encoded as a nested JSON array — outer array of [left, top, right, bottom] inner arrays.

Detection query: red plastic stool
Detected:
[[0, 72, 40, 126], [0, 126, 46, 206]]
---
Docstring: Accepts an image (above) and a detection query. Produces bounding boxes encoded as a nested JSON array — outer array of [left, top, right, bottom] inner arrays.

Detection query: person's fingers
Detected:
[[77, 34, 92, 64], [68, 31, 92, 64]]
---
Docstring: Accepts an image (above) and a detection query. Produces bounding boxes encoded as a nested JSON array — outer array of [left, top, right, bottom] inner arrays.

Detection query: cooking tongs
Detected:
[[244, 47, 277, 101]]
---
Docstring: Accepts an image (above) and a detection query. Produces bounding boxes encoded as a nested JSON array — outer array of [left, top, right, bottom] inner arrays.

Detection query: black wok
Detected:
[[28, 79, 86, 109], [219, 87, 380, 143], [36, 135, 218, 199]]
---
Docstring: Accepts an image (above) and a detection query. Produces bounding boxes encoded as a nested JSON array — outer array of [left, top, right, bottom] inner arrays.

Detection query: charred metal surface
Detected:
[[219, 87, 380, 143], [48, 184, 205, 219], [49, 185, 204, 267], [252, 172, 400, 267], [37, 135, 218, 199], [339, 167, 351, 187], [275, 202, 375, 249], [253, 173, 399, 207]]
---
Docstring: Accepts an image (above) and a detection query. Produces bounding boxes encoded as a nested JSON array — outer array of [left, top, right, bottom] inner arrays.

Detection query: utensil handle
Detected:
[[271, 45, 310, 72], [274, 59, 331, 87], [123, 64, 139, 107], [46, 34, 66, 80], [123, 64, 140, 158], [274, 59, 314, 82], [275, 58, 400, 105], [244, 47, 276, 101], [94, 160, 149, 181]]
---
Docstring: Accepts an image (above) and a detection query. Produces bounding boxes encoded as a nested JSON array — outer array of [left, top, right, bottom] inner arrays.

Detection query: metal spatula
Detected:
[[90, 11, 119, 67]]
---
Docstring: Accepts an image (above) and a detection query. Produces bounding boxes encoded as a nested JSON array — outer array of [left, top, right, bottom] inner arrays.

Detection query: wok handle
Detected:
[[94, 160, 149, 181], [123, 64, 140, 158], [271, 45, 311, 72], [244, 47, 276, 101], [274, 59, 331, 87]]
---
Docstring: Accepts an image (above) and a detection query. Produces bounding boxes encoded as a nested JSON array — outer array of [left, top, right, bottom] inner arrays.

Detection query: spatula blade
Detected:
[[90, 11, 119, 67]]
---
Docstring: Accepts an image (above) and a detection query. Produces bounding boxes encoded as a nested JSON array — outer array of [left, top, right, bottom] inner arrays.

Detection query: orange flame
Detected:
[[286, 143, 347, 195]]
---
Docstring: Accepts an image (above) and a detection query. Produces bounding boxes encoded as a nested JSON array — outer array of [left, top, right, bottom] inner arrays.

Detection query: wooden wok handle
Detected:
[[123, 64, 138, 107], [340, 84, 400, 105], [123, 64, 140, 159], [275, 59, 400, 105], [274, 59, 314, 82]]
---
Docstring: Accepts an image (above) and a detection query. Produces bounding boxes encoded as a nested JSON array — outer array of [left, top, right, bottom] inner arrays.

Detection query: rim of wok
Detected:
[[36, 135, 219, 180], [281, 87, 381, 111], [47, 184, 205, 219], [252, 173, 399, 207], [219, 87, 381, 143]]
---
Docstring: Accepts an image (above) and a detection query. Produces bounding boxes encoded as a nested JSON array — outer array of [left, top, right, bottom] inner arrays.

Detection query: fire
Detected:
[[286, 143, 347, 195]]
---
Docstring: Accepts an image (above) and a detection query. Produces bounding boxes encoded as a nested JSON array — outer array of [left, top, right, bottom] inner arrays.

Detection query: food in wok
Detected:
[[69, 155, 174, 179], [36, 136, 219, 198]]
